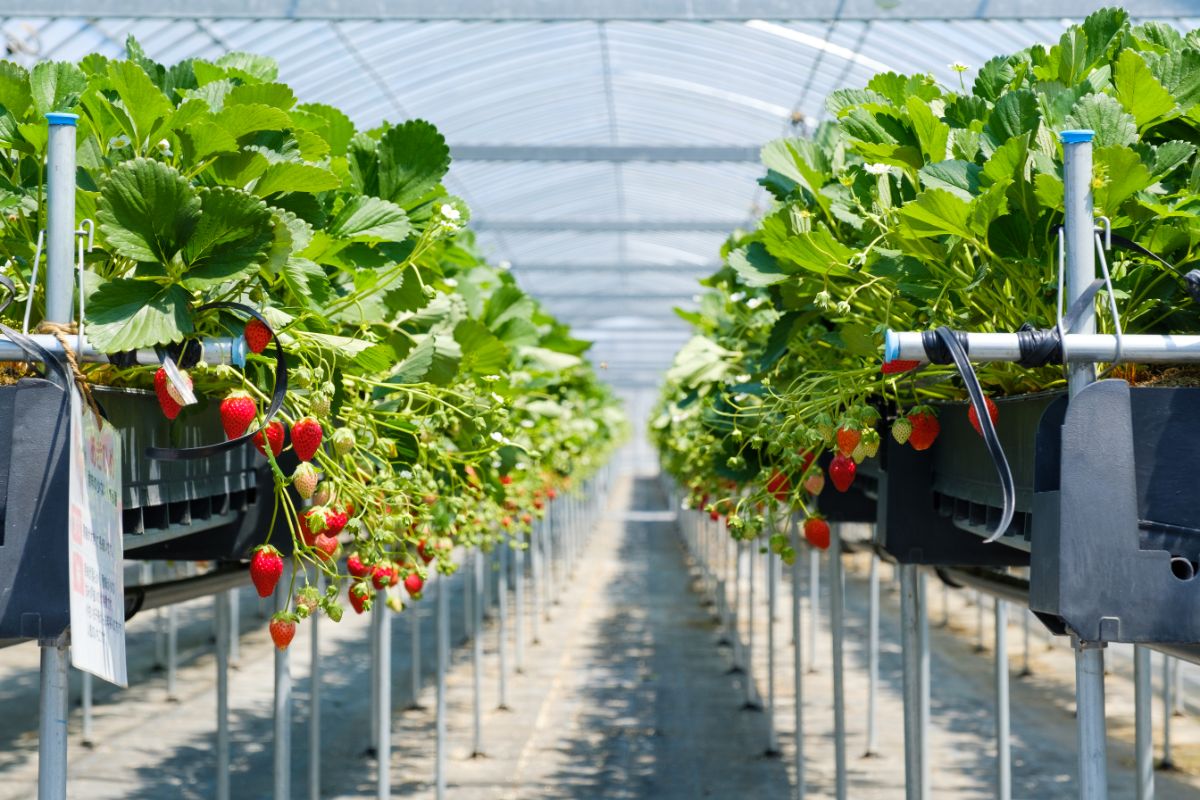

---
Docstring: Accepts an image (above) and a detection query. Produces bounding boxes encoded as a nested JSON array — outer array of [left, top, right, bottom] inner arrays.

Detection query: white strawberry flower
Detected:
[[949, 61, 970, 73], [864, 162, 891, 175], [490, 431, 504, 442], [746, 297, 764, 309], [440, 203, 461, 221], [108, 134, 131, 149]]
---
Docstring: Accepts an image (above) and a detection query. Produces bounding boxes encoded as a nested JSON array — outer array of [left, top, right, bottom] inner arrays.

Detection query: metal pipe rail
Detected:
[[885, 330, 1200, 365], [0, 334, 247, 366]]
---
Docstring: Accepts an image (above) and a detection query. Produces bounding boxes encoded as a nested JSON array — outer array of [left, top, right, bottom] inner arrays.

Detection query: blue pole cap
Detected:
[[1059, 129, 1094, 144], [884, 329, 899, 363], [232, 335, 248, 368], [45, 112, 79, 127]]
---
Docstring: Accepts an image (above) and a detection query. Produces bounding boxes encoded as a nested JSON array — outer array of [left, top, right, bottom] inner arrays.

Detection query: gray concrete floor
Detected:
[[1, 465, 1200, 797]]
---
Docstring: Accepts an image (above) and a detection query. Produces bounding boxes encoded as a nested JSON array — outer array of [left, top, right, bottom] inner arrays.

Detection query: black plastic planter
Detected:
[[1030, 380, 1200, 644], [0, 381, 274, 642], [873, 399, 1032, 567]]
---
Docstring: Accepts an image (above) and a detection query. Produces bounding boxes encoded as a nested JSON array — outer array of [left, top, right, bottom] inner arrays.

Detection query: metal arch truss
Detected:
[[4, 0, 1191, 20]]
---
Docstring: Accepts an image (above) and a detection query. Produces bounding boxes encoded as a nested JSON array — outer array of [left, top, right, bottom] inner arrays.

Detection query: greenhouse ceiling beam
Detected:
[[534, 289, 695, 299], [451, 145, 760, 162], [511, 262, 720, 273], [11, 0, 1192, 20], [475, 219, 744, 232]]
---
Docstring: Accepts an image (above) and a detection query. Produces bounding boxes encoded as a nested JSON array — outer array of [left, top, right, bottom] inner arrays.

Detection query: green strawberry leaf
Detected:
[[376, 119, 451, 208], [252, 162, 341, 197], [97, 158, 201, 265], [86, 279, 193, 351], [106, 59, 173, 146], [328, 196, 412, 242], [30, 61, 85, 116], [180, 187, 275, 289]]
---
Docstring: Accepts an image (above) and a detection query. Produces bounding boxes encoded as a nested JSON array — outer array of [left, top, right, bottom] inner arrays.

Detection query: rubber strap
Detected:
[[933, 326, 1016, 544], [1015, 323, 1062, 368], [145, 302, 288, 461]]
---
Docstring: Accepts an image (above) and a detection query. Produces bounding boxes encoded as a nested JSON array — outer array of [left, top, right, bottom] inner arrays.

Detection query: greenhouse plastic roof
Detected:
[[5, 1, 1200, 386]]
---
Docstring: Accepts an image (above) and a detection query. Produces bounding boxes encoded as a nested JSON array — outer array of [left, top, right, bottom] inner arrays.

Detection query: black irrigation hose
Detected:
[[933, 326, 1016, 543]]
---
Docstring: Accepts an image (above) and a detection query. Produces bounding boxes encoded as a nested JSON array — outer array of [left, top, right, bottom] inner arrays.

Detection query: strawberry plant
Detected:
[[654, 8, 1200, 551], [0, 41, 626, 646]]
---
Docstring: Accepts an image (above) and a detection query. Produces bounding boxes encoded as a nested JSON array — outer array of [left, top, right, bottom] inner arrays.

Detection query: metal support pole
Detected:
[[531, 526, 542, 645], [1021, 611, 1032, 677], [1075, 643, 1108, 797], [374, 600, 391, 799], [942, 582, 950, 627], [464, 551, 474, 642], [472, 548, 484, 756], [1134, 646, 1153, 800], [498, 542, 510, 710], [273, 577, 292, 800], [310, 573, 323, 800], [1163, 652, 1175, 770], [1174, 657, 1184, 716], [216, 591, 231, 800], [167, 604, 179, 701], [866, 553, 880, 757], [789, 516, 805, 799], [229, 588, 241, 665], [746, 537, 758, 708], [545, 505, 557, 610], [732, 537, 744, 673], [409, 597, 422, 710], [435, 573, 448, 800], [766, 542, 779, 755], [39, 637, 70, 800], [369, 597, 379, 753], [80, 670, 93, 747], [1063, 127, 1108, 800], [995, 600, 1011, 800], [808, 549, 820, 674], [976, 592, 986, 653], [900, 566, 929, 800], [514, 542, 525, 672], [830, 525, 847, 800]]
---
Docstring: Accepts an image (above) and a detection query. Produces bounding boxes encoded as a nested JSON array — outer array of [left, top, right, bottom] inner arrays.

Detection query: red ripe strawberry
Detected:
[[244, 318, 272, 354], [500, 475, 513, 485], [154, 368, 182, 420], [313, 534, 338, 562], [829, 454, 857, 493], [404, 572, 424, 598], [907, 408, 941, 451], [803, 470, 825, 495], [803, 516, 831, 550], [249, 545, 283, 598], [253, 420, 285, 457], [290, 417, 323, 462], [547, 487, 557, 500], [220, 391, 256, 439], [968, 396, 999, 437], [881, 359, 921, 375], [371, 562, 397, 590], [323, 507, 348, 536], [349, 581, 372, 614], [766, 470, 791, 502], [347, 553, 371, 578], [799, 450, 815, 474], [501, 515, 512, 528], [417, 540, 435, 565], [297, 508, 321, 545], [269, 613, 296, 650], [835, 426, 861, 457], [521, 513, 533, 525], [709, 509, 720, 521]]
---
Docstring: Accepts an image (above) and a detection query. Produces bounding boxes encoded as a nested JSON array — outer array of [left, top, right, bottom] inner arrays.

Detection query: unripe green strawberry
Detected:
[[861, 428, 881, 458], [332, 427, 355, 457], [851, 438, 868, 464], [310, 393, 330, 417], [814, 413, 835, 446], [312, 486, 332, 507], [892, 416, 912, 445], [292, 462, 318, 499]]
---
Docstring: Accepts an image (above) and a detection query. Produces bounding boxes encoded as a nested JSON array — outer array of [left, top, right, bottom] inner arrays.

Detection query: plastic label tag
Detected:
[[161, 354, 197, 406], [68, 390, 128, 687]]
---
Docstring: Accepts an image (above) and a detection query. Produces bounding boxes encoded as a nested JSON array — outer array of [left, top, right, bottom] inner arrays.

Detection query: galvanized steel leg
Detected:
[[766, 543, 779, 756], [1163, 651, 1175, 770], [995, 600, 1011, 800], [464, 551, 474, 642], [1074, 642, 1109, 799], [167, 604, 179, 701], [790, 516, 805, 799], [310, 573, 323, 800], [409, 597, 422, 710], [472, 549, 484, 756], [80, 671, 93, 748], [1021, 611, 1032, 677], [216, 592, 231, 800], [976, 592, 986, 652], [274, 592, 292, 799], [732, 539, 744, 673], [830, 525, 847, 800], [514, 543, 525, 673], [38, 636, 70, 800], [435, 574, 448, 800], [229, 587, 240, 665], [1134, 646, 1153, 800], [498, 543, 510, 710], [900, 566, 928, 800], [374, 600, 391, 799], [866, 553, 880, 757], [531, 526, 542, 645], [746, 537, 758, 709], [808, 549, 820, 674]]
